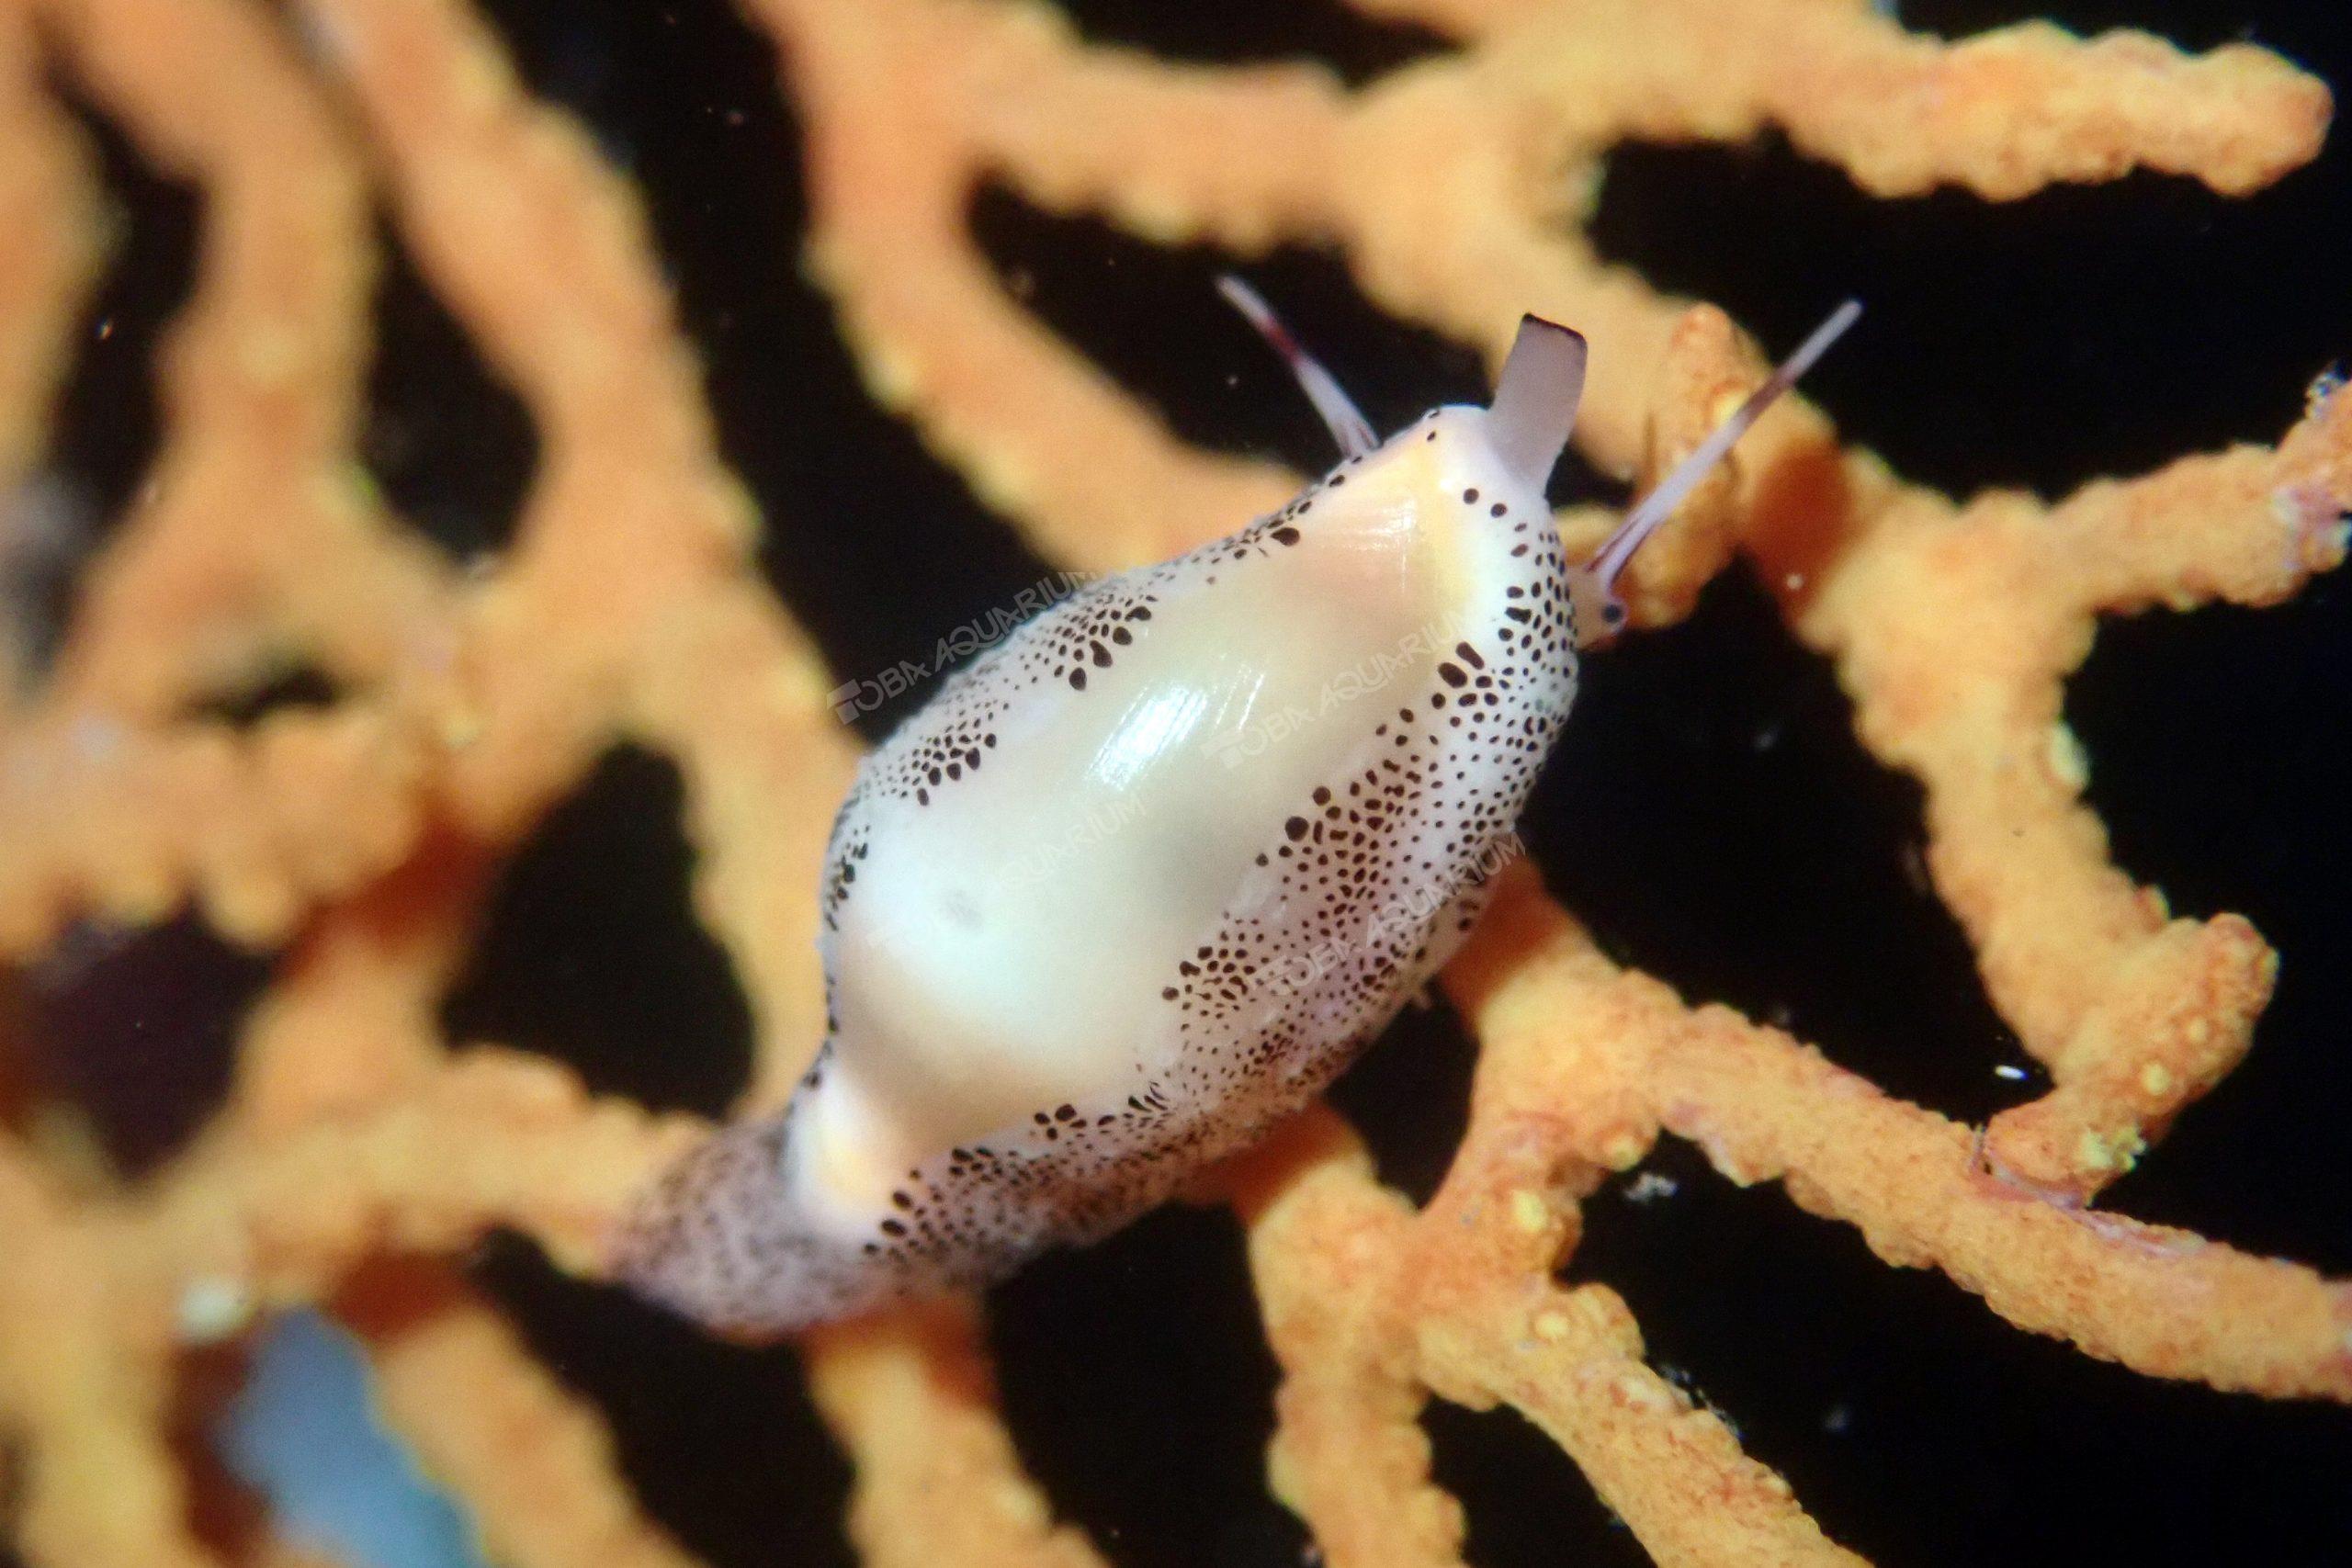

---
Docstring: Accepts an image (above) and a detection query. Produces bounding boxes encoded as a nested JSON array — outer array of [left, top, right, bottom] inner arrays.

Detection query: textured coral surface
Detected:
[[1, 0, 2348, 1563]]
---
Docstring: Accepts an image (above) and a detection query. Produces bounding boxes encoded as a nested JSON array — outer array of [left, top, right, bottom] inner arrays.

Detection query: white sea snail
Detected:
[[614, 284, 1860, 1336]]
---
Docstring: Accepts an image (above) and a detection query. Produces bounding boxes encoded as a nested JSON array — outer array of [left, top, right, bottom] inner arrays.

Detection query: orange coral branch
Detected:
[[294, 0, 762, 840], [803, 1299, 1110, 1568], [1655, 1003, 2352, 1399], [222, 828, 485, 1136], [1795, 387, 2352, 1199], [1230, 1112, 1467, 1568], [40, 0, 452, 716], [0, 3, 101, 698], [1419, 1281, 1866, 1568], [0, 1134, 219, 1568], [0, 705, 433, 950], [111, 1050, 697, 1308], [1231, 1098, 1866, 1566], [344, 1261, 706, 1568]]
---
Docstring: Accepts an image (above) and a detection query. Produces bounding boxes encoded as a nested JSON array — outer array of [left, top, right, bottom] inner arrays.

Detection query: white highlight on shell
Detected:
[[614, 291, 1857, 1337]]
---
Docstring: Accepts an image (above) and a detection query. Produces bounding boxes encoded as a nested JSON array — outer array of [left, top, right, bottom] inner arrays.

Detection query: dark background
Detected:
[[28, 1, 2352, 1563]]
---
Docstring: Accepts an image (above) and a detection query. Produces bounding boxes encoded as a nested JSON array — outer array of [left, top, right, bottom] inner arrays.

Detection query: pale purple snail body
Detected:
[[615, 286, 1860, 1337]]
